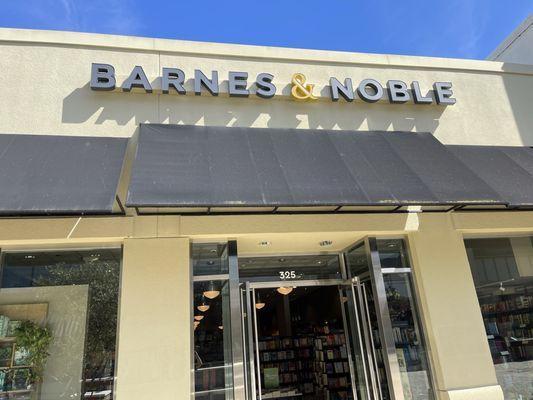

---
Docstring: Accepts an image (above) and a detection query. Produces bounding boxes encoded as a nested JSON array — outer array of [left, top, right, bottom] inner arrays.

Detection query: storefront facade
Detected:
[[0, 28, 532, 400]]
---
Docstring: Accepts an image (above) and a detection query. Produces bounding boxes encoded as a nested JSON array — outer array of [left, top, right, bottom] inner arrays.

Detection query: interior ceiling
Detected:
[[235, 232, 365, 256]]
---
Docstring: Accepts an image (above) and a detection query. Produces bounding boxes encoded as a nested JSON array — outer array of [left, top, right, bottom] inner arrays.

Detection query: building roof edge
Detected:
[[2, 27, 533, 75], [487, 14, 533, 61]]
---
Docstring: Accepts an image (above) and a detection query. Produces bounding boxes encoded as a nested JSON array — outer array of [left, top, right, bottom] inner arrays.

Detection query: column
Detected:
[[115, 237, 191, 400], [408, 214, 503, 400]]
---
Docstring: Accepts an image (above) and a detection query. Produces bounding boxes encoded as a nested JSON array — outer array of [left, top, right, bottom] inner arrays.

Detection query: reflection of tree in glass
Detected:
[[35, 260, 120, 388]]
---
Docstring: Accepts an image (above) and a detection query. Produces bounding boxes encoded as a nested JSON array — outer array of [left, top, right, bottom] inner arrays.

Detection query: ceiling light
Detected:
[[207, 260, 215, 266], [218, 325, 223, 330], [197, 303, 210, 312], [277, 287, 293, 295], [317, 260, 324, 265], [319, 240, 333, 247], [203, 281, 220, 299], [194, 315, 204, 321], [204, 290, 220, 299], [255, 292, 266, 309]]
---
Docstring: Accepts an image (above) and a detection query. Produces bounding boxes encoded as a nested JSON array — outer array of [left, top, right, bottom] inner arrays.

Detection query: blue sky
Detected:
[[1, 0, 532, 59]]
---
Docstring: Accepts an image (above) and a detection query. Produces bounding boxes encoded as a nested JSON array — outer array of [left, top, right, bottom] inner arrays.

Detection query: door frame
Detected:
[[243, 277, 373, 400], [229, 237, 412, 400]]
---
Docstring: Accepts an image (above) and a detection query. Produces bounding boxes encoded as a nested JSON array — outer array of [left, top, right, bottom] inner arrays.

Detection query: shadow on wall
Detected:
[[62, 83, 446, 132], [500, 65, 533, 146]]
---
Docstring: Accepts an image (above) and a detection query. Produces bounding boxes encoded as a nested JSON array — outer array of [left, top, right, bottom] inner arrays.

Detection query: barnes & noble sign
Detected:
[[90, 63, 456, 105]]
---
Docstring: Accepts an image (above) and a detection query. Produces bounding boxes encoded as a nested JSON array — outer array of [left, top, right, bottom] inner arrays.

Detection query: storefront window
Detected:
[[377, 239, 433, 400], [465, 237, 533, 400], [0, 248, 121, 400], [192, 243, 233, 400]]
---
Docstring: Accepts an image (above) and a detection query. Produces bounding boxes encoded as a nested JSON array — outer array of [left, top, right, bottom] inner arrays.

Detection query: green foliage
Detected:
[[13, 321, 52, 384]]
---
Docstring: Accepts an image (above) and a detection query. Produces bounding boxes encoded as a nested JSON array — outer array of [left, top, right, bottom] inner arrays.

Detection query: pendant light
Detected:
[[197, 296, 210, 312], [203, 281, 220, 299], [255, 293, 266, 309], [194, 315, 204, 321], [218, 325, 224, 330], [277, 286, 293, 296]]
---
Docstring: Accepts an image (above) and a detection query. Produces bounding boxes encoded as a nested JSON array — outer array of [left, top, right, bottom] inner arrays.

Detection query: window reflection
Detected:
[[465, 237, 533, 400], [383, 273, 432, 400], [0, 249, 121, 400], [377, 239, 433, 400], [192, 243, 233, 400]]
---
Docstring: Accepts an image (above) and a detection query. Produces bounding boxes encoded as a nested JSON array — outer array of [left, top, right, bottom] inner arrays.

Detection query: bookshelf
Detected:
[[480, 293, 532, 364], [258, 329, 353, 400]]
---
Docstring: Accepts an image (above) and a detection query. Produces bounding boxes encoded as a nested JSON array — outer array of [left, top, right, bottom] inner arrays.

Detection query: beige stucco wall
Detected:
[[0, 28, 532, 146], [116, 237, 191, 400]]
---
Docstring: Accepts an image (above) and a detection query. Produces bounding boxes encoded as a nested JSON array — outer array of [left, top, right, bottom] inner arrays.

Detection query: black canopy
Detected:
[[127, 124, 504, 212], [448, 145, 533, 208], [0, 134, 127, 215]]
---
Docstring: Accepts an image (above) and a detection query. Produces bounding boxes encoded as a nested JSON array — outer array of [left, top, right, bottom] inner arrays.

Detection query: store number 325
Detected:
[[279, 270, 297, 280]]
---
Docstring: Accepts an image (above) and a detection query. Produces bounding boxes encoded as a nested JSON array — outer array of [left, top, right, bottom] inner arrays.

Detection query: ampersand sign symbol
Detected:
[[291, 73, 318, 100]]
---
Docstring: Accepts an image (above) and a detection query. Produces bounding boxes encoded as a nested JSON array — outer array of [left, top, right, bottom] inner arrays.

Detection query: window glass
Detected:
[[346, 243, 368, 277], [465, 237, 533, 400], [377, 239, 411, 269], [0, 249, 121, 400], [383, 273, 433, 400], [192, 244, 233, 400], [192, 243, 229, 276]]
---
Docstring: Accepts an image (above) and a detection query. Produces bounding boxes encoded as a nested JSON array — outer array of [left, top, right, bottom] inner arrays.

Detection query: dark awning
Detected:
[[447, 145, 533, 208], [0, 134, 127, 215], [127, 124, 504, 213]]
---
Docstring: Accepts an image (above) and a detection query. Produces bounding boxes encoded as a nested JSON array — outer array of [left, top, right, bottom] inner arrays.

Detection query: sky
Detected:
[[1, 0, 533, 60]]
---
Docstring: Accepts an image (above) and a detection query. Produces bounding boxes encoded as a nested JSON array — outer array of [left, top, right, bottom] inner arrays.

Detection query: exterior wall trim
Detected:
[[2, 28, 533, 76]]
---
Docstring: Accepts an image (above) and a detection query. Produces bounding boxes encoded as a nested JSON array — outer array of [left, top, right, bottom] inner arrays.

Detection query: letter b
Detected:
[[387, 80, 410, 103], [90, 63, 116, 91]]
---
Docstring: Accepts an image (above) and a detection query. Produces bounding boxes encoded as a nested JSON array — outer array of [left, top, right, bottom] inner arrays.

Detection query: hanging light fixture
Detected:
[[194, 315, 204, 321], [277, 286, 293, 295], [197, 303, 210, 312], [218, 325, 223, 330], [197, 296, 210, 312], [203, 281, 220, 299], [255, 293, 266, 309]]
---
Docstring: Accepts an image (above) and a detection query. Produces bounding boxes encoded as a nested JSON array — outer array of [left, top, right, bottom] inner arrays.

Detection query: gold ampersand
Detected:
[[291, 73, 317, 100]]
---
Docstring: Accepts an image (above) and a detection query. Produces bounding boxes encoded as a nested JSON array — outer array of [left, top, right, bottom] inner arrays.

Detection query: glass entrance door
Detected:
[[339, 278, 383, 400], [240, 279, 380, 400], [344, 239, 435, 400]]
